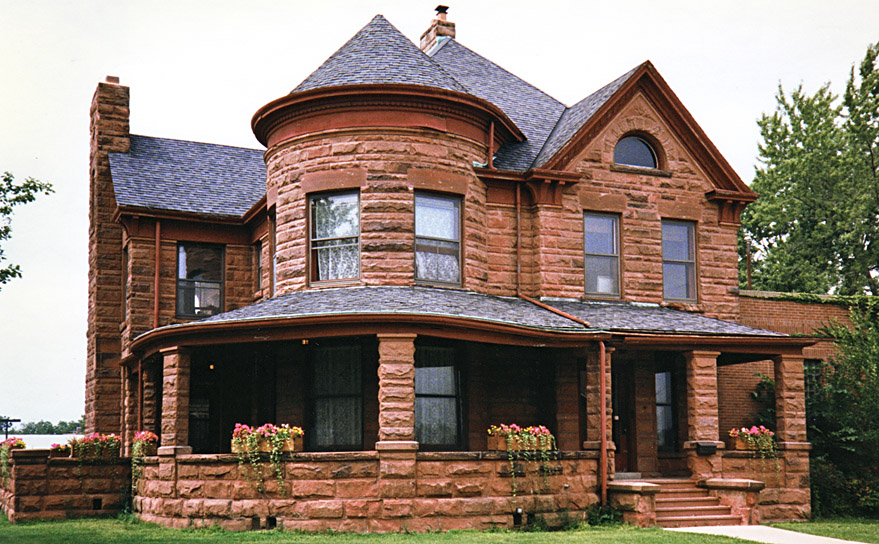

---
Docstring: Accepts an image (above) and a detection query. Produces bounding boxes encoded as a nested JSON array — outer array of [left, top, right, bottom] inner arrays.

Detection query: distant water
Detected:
[[5, 434, 82, 449]]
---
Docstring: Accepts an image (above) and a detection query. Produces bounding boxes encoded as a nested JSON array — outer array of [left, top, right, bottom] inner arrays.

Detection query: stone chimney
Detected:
[[419, 5, 456, 53], [86, 76, 130, 434]]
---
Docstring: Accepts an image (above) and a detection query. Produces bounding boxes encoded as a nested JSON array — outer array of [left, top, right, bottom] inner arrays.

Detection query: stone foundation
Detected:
[[135, 450, 600, 531]]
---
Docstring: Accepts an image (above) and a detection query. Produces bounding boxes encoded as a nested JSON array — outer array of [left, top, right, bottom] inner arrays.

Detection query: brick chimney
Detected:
[[419, 5, 456, 53], [86, 76, 130, 434]]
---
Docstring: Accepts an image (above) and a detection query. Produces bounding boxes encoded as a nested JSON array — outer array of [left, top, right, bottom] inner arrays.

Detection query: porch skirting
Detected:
[[134, 450, 601, 531]]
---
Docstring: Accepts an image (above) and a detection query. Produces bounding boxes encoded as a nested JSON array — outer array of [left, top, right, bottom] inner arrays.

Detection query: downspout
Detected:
[[515, 183, 521, 295], [153, 220, 161, 329], [599, 340, 608, 505], [137, 358, 143, 432], [487, 121, 495, 169]]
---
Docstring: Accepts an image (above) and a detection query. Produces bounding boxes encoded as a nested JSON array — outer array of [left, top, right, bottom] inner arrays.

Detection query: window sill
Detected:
[[610, 164, 672, 178], [308, 279, 362, 289], [661, 300, 703, 313]]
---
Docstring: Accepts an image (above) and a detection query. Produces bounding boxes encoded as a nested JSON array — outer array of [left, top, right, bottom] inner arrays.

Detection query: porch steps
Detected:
[[646, 479, 742, 528]]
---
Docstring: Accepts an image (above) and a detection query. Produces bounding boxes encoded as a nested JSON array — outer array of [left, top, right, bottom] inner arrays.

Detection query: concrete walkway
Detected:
[[668, 525, 868, 544]]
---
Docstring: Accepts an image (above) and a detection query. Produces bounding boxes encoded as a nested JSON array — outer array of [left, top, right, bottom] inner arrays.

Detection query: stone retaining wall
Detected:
[[135, 450, 600, 531], [0, 449, 130, 522]]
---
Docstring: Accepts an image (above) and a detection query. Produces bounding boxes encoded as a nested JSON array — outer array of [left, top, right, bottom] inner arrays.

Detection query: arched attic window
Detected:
[[614, 135, 658, 169]]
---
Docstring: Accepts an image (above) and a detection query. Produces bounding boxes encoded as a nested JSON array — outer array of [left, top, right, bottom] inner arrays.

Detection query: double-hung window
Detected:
[[584, 212, 620, 296], [414, 345, 461, 449], [661, 220, 696, 301], [415, 193, 461, 284], [176, 243, 224, 317], [310, 192, 360, 282]]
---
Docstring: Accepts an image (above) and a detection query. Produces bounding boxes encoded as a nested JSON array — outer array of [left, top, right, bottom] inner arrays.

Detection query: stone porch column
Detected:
[[376, 334, 418, 499], [160, 346, 190, 448], [773, 354, 807, 443], [583, 346, 614, 474], [684, 350, 722, 479]]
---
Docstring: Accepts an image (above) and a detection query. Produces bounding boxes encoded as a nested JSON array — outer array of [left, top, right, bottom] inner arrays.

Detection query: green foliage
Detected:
[[741, 42, 879, 295], [809, 298, 879, 516], [748, 373, 776, 429], [585, 504, 622, 526], [0, 171, 53, 288], [15, 415, 84, 434]]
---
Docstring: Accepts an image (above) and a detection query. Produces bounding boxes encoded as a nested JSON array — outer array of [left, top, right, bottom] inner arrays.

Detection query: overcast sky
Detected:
[[1, 0, 877, 424]]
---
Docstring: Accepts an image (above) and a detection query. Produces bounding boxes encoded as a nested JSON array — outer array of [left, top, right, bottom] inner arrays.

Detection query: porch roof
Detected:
[[182, 286, 783, 338]]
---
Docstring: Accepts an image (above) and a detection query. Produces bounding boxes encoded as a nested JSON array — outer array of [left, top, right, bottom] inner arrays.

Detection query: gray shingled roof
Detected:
[[109, 135, 266, 219], [534, 66, 640, 166], [157, 286, 784, 338], [293, 15, 467, 94], [429, 39, 566, 172], [546, 299, 784, 337]]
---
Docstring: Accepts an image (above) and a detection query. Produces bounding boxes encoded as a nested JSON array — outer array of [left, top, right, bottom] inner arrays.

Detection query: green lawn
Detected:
[[772, 519, 879, 543], [0, 515, 750, 544]]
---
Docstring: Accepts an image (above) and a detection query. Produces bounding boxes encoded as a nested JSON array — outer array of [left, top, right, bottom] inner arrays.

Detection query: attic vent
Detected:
[[420, 5, 456, 52]]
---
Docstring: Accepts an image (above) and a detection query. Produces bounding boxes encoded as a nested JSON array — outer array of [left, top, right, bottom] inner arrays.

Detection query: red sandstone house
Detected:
[[77, 9, 828, 531]]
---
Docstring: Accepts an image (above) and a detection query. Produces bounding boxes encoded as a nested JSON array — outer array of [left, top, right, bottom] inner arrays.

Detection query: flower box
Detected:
[[231, 435, 303, 454], [71, 445, 120, 461], [139, 443, 158, 456], [487, 434, 526, 451], [49, 449, 71, 458], [728, 436, 755, 451]]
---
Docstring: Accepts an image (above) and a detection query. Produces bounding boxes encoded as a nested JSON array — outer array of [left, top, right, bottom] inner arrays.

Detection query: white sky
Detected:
[[1, 0, 877, 423]]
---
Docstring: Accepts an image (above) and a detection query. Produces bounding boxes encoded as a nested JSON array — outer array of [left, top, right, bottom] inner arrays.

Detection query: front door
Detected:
[[612, 361, 637, 472]]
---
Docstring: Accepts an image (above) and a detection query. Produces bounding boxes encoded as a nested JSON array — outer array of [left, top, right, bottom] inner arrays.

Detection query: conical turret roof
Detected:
[[292, 15, 467, 94]]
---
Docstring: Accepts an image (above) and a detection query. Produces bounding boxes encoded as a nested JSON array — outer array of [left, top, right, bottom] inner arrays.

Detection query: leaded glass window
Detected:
[[415, 193, 460, 284], [310, 192, 360, 282], [662, 220, 696, 301], [584, 213, 620, 296]]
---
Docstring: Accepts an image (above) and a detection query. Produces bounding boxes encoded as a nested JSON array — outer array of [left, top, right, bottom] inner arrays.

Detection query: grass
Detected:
[[772, 518, 879, 543], [0, 515, 750, 544]]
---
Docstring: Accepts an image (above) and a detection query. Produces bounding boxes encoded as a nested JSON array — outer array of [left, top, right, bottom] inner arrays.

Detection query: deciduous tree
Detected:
[[0, 171, 53, 288], [741, 42, 879, 295]]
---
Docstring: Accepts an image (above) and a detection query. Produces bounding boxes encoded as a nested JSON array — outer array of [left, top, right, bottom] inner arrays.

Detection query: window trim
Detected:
[[308, 191, 361, 284], [583, 211, 621, 298], [175, 242, 225, 319], [661, 219, 697, 302], [414, 191, 462, 286]]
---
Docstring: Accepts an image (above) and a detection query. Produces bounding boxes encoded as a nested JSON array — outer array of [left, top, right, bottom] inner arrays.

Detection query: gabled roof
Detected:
[[109, 135, 266, 219], [428, 39, 567, 172], [292, 15, 467, 94], [534, 66, 639, 167]]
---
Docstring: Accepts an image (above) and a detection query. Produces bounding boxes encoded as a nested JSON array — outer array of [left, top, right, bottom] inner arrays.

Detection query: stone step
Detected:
[[656, 514, 742, 528], [656, 495, 720, 507], [642, 478, 698, 489], [656, 488, 710, 499], [656, 505, 732, 518]]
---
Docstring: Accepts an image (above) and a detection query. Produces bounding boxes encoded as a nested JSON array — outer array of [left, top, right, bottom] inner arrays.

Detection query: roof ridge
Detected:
[[128, 133, 264, 153]]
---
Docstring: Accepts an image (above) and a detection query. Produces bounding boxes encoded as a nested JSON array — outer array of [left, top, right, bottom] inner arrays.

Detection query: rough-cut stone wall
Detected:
[[570, 93, 740, 321], [87, 79, 130, 434], [720, 448, 810, 521], [265, 128, 485, 294], [0, 449, 130, 523], [134, 451, 599, 531]]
